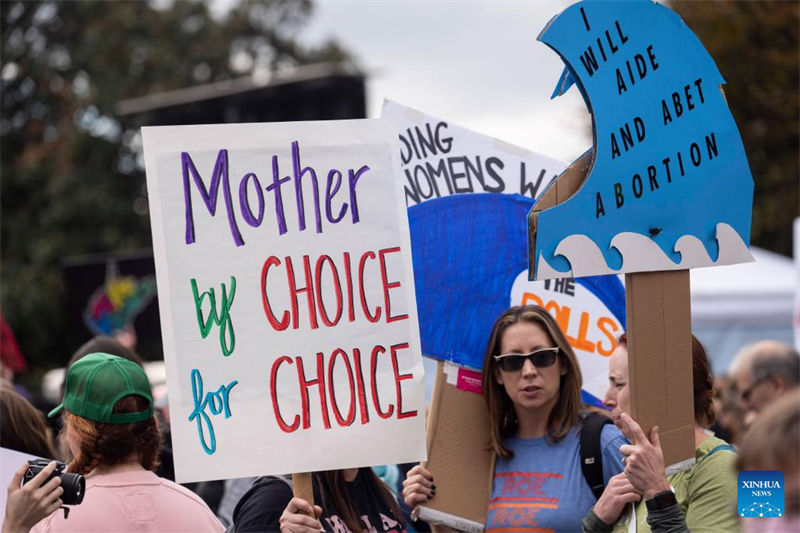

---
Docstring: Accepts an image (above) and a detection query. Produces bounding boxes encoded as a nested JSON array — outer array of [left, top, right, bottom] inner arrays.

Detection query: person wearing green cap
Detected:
[[10, 352, 223, 532]]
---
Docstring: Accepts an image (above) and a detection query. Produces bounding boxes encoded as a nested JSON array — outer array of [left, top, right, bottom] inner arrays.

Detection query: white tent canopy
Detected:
[[690, 247, 797, 375]]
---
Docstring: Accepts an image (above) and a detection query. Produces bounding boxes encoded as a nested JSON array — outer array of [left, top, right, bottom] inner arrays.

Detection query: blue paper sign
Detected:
[[409, 193, 625, 384], [531, 0, 754, 280]]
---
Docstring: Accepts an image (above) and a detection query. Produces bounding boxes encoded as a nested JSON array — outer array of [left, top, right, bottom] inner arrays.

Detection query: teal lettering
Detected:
[[188, 368, 238, 455]]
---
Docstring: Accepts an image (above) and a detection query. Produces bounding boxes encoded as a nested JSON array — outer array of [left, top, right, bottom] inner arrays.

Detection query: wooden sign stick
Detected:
[[292, 472, 315, 512], [625, 270, 695, 471]]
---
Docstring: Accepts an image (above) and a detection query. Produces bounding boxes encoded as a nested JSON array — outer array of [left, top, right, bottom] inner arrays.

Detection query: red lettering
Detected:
[[501, 476, 516, 496], [327, 348, 356, 426], [358, 251, 381, 322], [352, 347, 370, 424], [286, 256, 319, 330], [370, 345, 393, 418], [390, 343, 417, 419], [261, 256, 289, 331], [379, 247, 408, 323], [315, 255, 343, 327], [296, 353, 330, 430], [343, 252, 355, 322], [269, 356, 299, 432]]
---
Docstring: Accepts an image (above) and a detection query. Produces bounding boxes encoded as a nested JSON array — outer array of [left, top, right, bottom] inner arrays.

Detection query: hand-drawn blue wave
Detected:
[[409, 193, 625, 372], [533, 0, 754, 279], [536, 222, 754, 279]]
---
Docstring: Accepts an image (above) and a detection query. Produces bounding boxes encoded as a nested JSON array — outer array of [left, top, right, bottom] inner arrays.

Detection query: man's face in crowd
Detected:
[[734, 366, 781, 414]]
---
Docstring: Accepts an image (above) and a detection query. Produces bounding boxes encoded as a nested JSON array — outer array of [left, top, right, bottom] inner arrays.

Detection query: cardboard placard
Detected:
[[143, 119, 426, 482], [625, 270, 695, 470], [416, 362, 493, 532], [530, 0, 754, 280]]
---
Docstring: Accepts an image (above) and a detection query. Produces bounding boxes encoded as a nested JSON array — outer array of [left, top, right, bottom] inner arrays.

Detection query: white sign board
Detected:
[[143, 119, 426, 483], [381, 99, 565, 206], [1, 447, 38, 525]]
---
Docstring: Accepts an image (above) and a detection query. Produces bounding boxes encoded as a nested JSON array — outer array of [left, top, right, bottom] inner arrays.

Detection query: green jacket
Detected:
[[583, 435, 740, 533]]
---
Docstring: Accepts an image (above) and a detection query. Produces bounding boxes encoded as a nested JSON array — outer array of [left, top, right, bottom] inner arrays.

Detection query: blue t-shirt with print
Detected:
[[486, 423, 626, 532]]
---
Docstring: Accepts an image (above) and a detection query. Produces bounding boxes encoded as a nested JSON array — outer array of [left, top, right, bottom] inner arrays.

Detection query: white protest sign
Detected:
[[1, 447, 38, 524], [143, 119, 426, 483], [381, 99, 565, 207]]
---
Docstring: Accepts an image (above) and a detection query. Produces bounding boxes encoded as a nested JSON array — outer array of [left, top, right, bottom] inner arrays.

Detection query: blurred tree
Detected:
[[670, 0, 799, 257], [1, 0, 352, 370]]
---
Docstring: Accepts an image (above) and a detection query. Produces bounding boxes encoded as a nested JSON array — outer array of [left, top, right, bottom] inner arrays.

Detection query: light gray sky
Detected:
[[298, 0, 590, 163]]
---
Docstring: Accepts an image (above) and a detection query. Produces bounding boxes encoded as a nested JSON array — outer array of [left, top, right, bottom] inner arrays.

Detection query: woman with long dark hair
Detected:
[[232, 468, 405, 532], [404, 305, 627, 531]]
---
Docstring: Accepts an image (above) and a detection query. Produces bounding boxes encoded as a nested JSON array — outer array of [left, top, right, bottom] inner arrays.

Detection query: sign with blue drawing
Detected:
[[529, 0, 754, 280], [383, 101, 626, 403], [738, 470, 785, 518]]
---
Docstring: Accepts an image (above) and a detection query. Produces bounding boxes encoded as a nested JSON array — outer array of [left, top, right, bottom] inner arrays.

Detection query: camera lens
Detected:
[[60, 473, 85, 505]]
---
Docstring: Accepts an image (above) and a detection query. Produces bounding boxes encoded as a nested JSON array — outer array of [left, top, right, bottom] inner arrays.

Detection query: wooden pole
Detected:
[[625, 270, 695, 470], [292, 472, 315, 512]]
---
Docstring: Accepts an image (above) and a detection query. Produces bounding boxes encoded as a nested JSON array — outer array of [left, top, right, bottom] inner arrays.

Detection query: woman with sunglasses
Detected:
[[403, 305, 627, 531]]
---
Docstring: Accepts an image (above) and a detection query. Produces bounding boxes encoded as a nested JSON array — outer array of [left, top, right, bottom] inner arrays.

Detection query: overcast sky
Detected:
[[298, 0, 589, 164]]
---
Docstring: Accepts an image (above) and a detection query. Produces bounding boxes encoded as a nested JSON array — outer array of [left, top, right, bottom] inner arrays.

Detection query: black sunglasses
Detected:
[[493, 347, 560, 372]]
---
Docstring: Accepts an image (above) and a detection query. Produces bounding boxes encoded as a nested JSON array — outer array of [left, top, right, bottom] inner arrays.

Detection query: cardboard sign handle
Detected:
[[292, 472, 315, 512]]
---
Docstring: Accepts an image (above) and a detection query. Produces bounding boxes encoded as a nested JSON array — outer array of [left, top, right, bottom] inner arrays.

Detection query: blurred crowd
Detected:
[[0, 311, 798, 533]]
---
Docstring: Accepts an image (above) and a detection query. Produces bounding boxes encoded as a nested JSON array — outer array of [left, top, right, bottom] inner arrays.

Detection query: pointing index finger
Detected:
[[620, 413, 648, 444]]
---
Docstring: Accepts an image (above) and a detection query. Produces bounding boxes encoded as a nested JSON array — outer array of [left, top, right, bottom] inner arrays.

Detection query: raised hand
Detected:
[[618, 413, 672, 499]]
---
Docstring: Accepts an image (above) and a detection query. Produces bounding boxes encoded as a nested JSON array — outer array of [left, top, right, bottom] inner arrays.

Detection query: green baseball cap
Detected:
[[48, 352, 154, 424]]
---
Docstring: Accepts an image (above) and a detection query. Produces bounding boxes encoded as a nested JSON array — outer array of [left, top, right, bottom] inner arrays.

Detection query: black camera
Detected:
[[23, 459, 85, 505]]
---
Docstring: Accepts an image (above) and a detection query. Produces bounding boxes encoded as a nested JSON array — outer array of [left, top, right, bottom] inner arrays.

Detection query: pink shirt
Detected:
[[32, 470, 224, 533]]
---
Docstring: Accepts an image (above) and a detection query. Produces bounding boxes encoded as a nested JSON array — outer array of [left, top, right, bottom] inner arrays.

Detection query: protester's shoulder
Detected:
[[233, 476, 294, 532], [157, 475, 221, 507], [599, 420, 628, 449], [692, 436, 737, 481], [696, 436, 737, 469], [155, 476, 224, 529], [240, 475, 294, 503]]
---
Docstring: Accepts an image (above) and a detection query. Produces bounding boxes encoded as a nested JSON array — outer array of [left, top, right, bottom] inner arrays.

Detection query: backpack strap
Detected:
[[580, 412, 613, 500], [698, 443, 736, 464]]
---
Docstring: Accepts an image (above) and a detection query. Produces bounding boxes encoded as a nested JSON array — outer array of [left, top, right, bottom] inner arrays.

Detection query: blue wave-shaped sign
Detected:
[[531, 0, 753, 279]]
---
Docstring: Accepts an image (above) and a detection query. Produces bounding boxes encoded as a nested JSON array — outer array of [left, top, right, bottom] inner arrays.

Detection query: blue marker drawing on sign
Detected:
[[531, 0, 754, 280], [409, 193, 624, 377]]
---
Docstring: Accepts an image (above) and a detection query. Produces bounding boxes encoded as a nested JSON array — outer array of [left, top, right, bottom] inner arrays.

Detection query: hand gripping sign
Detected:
[[143, 120, 426, 483], [529, 0, 754, 469]]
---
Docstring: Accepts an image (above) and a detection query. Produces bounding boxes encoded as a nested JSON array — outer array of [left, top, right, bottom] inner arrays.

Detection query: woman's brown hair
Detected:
[[617, 333, 715, 427], [314, 468, 404, 531], [65, 394, 161, 475], [0, 387, 58, 459], [482, 305, 583, 458]]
